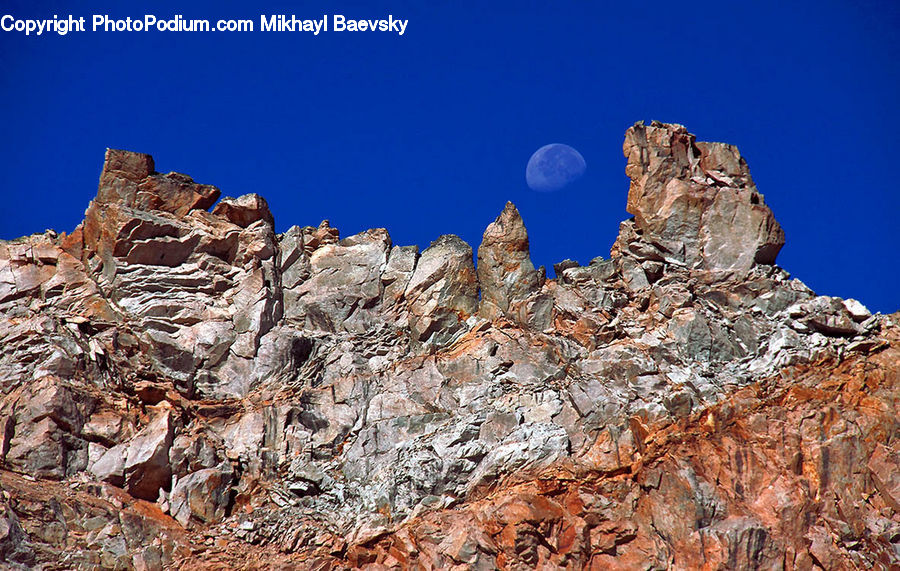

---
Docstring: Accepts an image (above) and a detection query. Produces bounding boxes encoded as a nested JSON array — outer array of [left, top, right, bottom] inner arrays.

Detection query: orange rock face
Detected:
[[313, 334, 898, 570], [621, 121, 785, 275]]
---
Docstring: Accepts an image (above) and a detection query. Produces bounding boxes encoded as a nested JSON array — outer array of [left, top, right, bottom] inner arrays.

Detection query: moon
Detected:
[[525, 143, 586, 192]]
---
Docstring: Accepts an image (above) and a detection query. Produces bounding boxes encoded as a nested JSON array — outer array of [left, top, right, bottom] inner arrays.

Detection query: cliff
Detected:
[[0, 121, 896, 569]]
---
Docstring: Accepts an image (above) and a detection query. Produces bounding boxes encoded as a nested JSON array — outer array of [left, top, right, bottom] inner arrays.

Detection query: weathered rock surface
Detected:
[[211, 193, 274, 228], [618, 121, 785, 275], [169, 463, 233, 527], [123, 408, 175, 501], [406, 234, 479, 347], [477, 202, 542, 321], [0, 124, 896, 569]]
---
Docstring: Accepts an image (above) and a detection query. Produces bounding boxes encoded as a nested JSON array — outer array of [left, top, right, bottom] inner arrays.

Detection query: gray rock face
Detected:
[[0, 504, 34, 567], [382, 244, 418, 311], [0, 128, 894, 569], [405, 234, 479, 348], [284, 228, 391, 332], [477, 202, 542, 321]]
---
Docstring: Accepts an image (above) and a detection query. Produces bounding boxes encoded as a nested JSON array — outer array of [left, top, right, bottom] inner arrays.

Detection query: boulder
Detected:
[[169, 434, 219, 477], [169, 463, 234, 526], [5, 417, 67, 479], [796, 296, 862, 336], [212, 193, 274, 228], [3, 378, 93, 479], [82, 411, 132, 446], [89, 443, 127, 486], [842, 298, 872, 322], [123, 409, 175, 500]]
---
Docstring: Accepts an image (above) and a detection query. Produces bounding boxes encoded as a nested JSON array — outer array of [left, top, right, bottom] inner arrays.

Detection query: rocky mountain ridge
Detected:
[[0, 121, 896, 569]]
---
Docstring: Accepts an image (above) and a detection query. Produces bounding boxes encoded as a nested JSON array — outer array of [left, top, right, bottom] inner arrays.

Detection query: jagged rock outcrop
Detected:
[[78, 149, 283, 399], [406, 234, 479, 347], [477, 201, 542, 321], [616, 121, 785, 275], [283, 227, 391, 333], [0, 123, 895, 570]]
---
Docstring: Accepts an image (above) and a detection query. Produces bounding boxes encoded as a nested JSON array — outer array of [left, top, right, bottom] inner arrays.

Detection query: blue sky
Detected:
[[1, 0, 897, 313]]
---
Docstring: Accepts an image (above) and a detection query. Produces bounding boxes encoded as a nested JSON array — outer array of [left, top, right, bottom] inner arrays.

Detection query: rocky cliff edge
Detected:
[[0, 121, 896, 569]]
